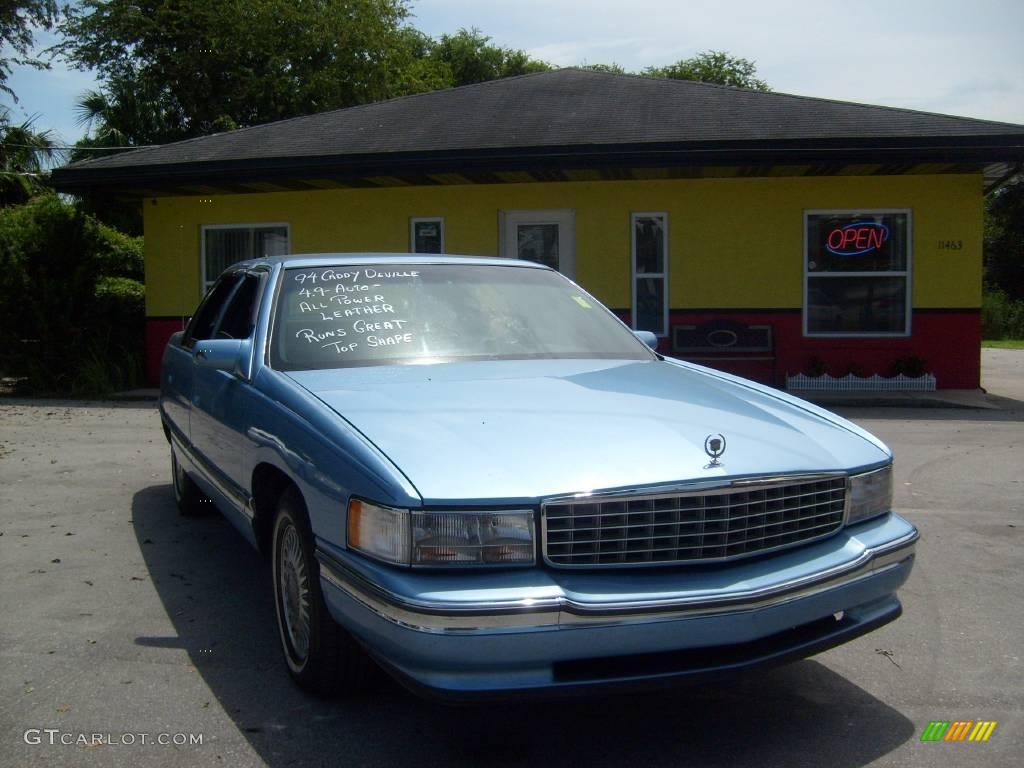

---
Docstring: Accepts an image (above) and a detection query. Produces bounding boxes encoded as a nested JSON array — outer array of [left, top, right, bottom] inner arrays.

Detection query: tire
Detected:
[[171, 446, 211, 517], [271, 486, 373, 696]]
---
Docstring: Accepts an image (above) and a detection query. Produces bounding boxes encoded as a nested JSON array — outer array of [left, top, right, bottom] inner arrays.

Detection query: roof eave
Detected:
[[51, 136, 1024, 194]]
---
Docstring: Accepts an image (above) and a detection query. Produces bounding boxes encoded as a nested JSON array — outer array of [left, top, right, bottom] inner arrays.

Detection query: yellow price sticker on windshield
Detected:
[[572, 295, 592, 309]]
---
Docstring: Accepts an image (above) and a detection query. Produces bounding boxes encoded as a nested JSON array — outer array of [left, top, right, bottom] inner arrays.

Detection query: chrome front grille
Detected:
[[542, 475, 848, 567]]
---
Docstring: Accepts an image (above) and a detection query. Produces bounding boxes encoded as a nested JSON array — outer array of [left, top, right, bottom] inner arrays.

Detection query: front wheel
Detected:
[[271, 487, 373, 695]]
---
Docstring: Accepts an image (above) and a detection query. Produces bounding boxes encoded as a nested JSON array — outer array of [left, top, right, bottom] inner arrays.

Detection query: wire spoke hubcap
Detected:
[[278, 524, 311, 661]]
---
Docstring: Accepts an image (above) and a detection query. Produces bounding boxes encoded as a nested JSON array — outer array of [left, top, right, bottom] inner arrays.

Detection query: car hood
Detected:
[[287, 360, 889, 504]]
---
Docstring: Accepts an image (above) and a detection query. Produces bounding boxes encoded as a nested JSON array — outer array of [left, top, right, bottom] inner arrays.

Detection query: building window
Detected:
[[410, 217, 444, 254], [632, 212, 668, 336], [201, 224, 289, 291], [804, 210, 911, 336]]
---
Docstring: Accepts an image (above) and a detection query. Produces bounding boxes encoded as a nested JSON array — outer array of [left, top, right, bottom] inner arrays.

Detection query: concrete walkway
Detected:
[[795, 388, 998, 409], [981, 347, 1024, 401], [789, 348, 1024, 410]]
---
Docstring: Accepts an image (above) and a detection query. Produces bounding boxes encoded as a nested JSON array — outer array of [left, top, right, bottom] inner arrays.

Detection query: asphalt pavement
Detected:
[[0, 350, 1021, 767]]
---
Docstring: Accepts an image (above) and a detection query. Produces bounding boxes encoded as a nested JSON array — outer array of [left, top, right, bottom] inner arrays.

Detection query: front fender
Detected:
[[246, 366, 422, 549]]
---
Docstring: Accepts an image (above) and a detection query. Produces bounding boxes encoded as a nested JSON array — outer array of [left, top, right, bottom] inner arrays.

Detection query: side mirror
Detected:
[[193, 338, 252, 378], [634, 330, 659, 350]]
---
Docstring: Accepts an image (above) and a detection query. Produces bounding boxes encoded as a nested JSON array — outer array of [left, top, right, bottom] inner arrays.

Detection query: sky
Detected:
[[4, 0, 1024, 149]]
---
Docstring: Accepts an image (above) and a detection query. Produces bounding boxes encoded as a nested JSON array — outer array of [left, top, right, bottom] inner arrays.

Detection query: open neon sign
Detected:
[[826, 221, 889, 256]]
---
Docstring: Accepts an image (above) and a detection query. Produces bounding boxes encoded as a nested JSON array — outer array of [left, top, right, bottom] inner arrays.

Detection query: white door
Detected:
[[499, 209, 575, 278]]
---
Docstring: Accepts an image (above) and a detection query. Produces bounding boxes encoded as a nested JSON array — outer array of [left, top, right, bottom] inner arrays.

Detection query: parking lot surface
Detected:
[[1, 351, 1022, 767]]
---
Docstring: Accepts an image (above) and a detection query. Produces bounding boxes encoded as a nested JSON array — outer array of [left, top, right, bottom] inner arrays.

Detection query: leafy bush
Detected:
[[0, 195, 145, 395], [69, 333, 143, 396], [843, 361, 867, 378], [95, 275, 144, 320], [95, 224, 144, 280], [982, 288, 1024, 340], [891, 355, 929, 378], [805, 355, 828, 377]]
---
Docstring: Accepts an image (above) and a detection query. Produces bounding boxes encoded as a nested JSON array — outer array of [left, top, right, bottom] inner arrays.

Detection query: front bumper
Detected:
[[316, 512, 917, 699]]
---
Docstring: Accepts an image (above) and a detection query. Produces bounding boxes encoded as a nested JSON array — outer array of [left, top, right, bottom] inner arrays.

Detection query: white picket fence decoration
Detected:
[[786, 372, 937, 392]]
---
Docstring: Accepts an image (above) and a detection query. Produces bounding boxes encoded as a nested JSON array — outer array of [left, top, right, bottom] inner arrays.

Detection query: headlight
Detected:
[[347, 499, 535, 567], [847, 465, 893, 524], [412, 511, 535, 565]]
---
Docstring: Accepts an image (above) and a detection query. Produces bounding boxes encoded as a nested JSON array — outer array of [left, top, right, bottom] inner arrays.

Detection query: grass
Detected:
[[982, 339, 1024, 349]]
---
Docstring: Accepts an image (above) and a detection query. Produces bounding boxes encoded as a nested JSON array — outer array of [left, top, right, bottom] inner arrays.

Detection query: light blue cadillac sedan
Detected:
[[159, 254, 917, 699]]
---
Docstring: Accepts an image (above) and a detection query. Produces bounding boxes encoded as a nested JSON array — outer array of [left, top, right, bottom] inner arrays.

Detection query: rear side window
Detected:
[[216, 274, 262, 340], [184, 274, 240, 347]]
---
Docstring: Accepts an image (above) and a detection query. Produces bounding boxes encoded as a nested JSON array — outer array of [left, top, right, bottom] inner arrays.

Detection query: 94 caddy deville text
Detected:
[[159, 254, 918, 699]]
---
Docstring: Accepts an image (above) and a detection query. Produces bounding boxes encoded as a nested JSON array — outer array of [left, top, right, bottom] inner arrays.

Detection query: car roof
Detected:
[[229, 253, 551, 271]]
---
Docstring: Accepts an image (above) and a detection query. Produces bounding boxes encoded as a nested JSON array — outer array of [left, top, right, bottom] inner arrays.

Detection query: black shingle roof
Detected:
[[53, 68, 1024, 191]]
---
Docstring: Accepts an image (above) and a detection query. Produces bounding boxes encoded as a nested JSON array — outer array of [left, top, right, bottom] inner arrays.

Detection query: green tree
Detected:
[[984, 180, 1024, 300], [578, 63, 627, 74], [644, 50, 770, 90], [427, 28, 550, 87], [57, 0, 418, 141], [57, 7, 553, 145], [0, 1, 59, 100], [385, 27, 454, 96], [72, 80, 185, 153]]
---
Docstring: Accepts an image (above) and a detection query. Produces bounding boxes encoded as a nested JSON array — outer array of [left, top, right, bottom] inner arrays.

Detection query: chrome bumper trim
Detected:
[[316, 527, 918, 635]]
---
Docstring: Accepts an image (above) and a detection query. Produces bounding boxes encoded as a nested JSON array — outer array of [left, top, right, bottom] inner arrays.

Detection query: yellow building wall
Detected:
[[143, 173, 983, 317]]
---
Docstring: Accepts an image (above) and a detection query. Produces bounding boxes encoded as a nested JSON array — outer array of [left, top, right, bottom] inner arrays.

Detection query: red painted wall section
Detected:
[[780, 311, 981, 389], [146, 311, 980, 389], [612, 310, 980, 390], [146, 318, 187, 384]]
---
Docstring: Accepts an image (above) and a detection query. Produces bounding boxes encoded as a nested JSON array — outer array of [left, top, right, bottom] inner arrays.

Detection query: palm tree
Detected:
[[73, 89, 129, 147], [0, 108, 54, 206], [71, 80, 186, 163]]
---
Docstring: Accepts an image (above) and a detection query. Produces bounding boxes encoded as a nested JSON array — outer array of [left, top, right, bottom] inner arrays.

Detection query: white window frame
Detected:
[[200, 222, 290, 292], [409, 216, 445, 254], [803, 209, 912, 338], [631, 212, 669, 337], [498, 209, 576, 278]]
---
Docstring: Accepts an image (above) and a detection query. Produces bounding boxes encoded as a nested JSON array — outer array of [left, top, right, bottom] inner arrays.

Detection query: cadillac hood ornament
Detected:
[[704, 433, 727, 466]]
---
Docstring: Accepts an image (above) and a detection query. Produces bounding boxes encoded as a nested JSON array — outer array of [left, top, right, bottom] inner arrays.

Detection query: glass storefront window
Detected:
[[632, 213, 668, 336], [804, 211, 910, 336]]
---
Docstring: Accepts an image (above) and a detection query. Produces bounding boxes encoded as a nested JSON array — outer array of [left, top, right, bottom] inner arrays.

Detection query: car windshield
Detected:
[[270, 263, 653, 370]]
